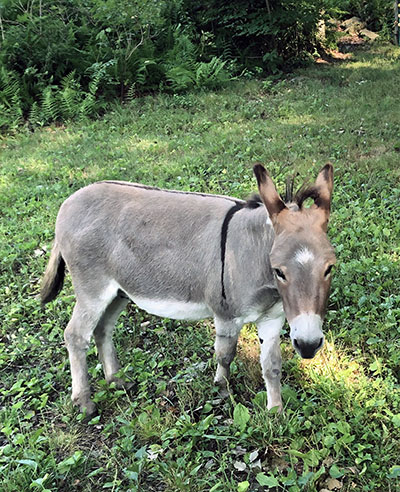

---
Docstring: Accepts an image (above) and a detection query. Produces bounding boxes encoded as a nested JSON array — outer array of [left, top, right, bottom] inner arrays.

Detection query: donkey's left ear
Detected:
[[313, 163, 333, 229]]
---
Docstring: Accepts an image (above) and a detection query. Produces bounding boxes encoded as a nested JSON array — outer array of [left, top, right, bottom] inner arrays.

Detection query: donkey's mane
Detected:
[[293, 185, 320, 209], [244, 194, 263, 209], [283, 172, 322, 209]]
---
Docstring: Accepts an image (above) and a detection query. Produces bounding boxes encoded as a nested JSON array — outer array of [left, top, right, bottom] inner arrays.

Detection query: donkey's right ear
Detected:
[[253, 164, 287, 222]]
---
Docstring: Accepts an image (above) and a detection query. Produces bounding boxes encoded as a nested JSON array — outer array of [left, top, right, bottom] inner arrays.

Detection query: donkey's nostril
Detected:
[[293, 337, 322, 359]]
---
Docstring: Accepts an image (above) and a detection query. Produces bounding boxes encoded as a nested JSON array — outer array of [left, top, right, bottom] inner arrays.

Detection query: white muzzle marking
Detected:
[[289, 312, 324, 358]]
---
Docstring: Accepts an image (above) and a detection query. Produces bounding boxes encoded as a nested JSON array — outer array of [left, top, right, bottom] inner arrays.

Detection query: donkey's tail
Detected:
[[40, 241, 65, 306]]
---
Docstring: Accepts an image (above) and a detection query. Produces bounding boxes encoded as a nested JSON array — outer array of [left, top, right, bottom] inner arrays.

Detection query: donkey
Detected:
[[41, 163, 336, 416]]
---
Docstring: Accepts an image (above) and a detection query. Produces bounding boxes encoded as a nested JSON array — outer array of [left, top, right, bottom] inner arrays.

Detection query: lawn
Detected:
[[0, 44, 399, 492]]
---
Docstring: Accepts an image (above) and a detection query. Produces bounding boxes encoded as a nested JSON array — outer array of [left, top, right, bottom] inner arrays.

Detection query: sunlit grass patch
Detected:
[[236, 325, 262, 388], [296, 338, 392, 412], [299, 339, 362, 385]]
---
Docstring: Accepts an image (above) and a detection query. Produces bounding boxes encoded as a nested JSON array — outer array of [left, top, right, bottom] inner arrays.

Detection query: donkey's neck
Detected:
[[218, 204, 279, 319]]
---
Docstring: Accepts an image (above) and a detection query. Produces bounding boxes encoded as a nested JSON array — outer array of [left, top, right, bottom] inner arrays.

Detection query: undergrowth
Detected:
[[0, 0, 394, 131]]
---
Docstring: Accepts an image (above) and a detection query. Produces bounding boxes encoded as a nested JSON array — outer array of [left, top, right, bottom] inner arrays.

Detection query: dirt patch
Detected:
[[315, 49, 353, 64], [337, 34, 366, 52]]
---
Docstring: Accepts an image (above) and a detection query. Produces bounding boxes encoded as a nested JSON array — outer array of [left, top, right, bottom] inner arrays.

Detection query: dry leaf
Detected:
[[249, 450, 259, 462], [271, 457, 289, 471], [234, 461, 247, 472], [323, 456, 334, 467], [249, 459, 261, 470], [234, 446, 247, 456], [325, 477, 343, 490]]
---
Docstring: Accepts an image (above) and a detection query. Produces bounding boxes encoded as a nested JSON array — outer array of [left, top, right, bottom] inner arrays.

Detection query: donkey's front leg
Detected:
[[257, 306, 285, 412], [213, 317, 241, 393]]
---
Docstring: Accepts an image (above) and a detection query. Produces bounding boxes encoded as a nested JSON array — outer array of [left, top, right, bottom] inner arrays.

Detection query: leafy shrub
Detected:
[[164, 31, 229, 93], [0, 0, 393, 131], [334, 0, 394, 32], [0, 0, 186, 129], [184, 0, 328, 75]]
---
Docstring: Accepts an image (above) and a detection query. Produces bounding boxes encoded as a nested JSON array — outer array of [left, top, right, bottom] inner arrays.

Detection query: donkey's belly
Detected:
[[130, 296, 213, 321]]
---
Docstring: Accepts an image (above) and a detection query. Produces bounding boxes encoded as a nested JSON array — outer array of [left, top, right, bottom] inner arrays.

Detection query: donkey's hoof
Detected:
[[73, 398, 97, 419], [267, 403, 283, 415], [214, 380, 230, 399]]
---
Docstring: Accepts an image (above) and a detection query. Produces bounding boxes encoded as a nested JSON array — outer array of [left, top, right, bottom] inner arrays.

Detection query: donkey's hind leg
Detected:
[[64, 285, 118, 416], [94, 294, 129, 387]]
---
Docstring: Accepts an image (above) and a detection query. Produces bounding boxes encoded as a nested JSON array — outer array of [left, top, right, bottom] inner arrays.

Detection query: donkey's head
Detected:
[[254, 163, 336, 359]]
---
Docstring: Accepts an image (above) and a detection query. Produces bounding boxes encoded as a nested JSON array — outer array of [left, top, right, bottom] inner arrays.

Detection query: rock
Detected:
[[337, 35, 365, 52], [340, 16, 365, 35], [341, 16, 361, 28], [360, 29, 379, 41]]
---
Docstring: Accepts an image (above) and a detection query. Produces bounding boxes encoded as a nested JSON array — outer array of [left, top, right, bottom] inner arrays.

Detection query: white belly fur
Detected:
[[130, 296, 213, 321]]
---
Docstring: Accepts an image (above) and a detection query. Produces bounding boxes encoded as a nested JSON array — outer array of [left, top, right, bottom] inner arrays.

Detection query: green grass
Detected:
[[1, 44, 400, 492]]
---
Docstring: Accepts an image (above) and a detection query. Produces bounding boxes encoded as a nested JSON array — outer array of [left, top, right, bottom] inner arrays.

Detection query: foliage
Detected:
[[1, 45, 400, 491], [0, 0, 396, 132], [332, 0, 394, 32], [0, 0, 231, 130], [184, 0, 328, 74], [0, 68, 24, 130], [1, 0, 392, 131]]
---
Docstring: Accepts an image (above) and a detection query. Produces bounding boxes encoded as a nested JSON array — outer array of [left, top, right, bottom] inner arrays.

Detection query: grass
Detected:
[[1, 43, 400, 492]]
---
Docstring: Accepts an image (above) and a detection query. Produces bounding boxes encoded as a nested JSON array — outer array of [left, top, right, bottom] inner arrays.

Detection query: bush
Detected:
[[183, 0, 329, 74], [0, 0, 393, 130], [0, 0, 234, 130], [334, 0, 394, 33]]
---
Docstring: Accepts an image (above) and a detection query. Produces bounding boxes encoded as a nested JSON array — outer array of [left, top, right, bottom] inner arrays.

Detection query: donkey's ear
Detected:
[[253, 164, 287, 222], [313, 163, 334, 228]]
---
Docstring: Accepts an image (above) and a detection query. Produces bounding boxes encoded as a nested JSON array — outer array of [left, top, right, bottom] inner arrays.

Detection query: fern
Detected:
[[132, 59, 157, 88], [126, 83, 136, 103], [42, 87, 60, 123], [60, 71, 78, 91], [0, 68, 23, 130], [220, 39, 234, 62], [195, 57, 229, 89], [78, 93, 97, 120], [165, 66, 196, 92], [28, 102, 42, 127], [58, 72, 82, 119], [0, 68, 21, 108]]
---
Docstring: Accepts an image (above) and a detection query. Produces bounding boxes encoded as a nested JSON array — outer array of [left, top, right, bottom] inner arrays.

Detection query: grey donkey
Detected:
[[41, 163, 336, 416]]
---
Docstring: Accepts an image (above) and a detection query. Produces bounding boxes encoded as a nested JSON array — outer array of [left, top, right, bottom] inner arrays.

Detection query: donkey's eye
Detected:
[[324, 265, 334, 277], [274, 268, 286, 281]]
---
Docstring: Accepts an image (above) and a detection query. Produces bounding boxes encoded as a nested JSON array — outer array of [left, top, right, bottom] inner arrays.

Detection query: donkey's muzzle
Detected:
[[289, 312, 324, 359], [293, 337, 324, 359]]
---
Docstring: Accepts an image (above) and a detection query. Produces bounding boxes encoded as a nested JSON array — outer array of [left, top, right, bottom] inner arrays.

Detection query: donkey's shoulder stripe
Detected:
[[220, 202, 244, 300]]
